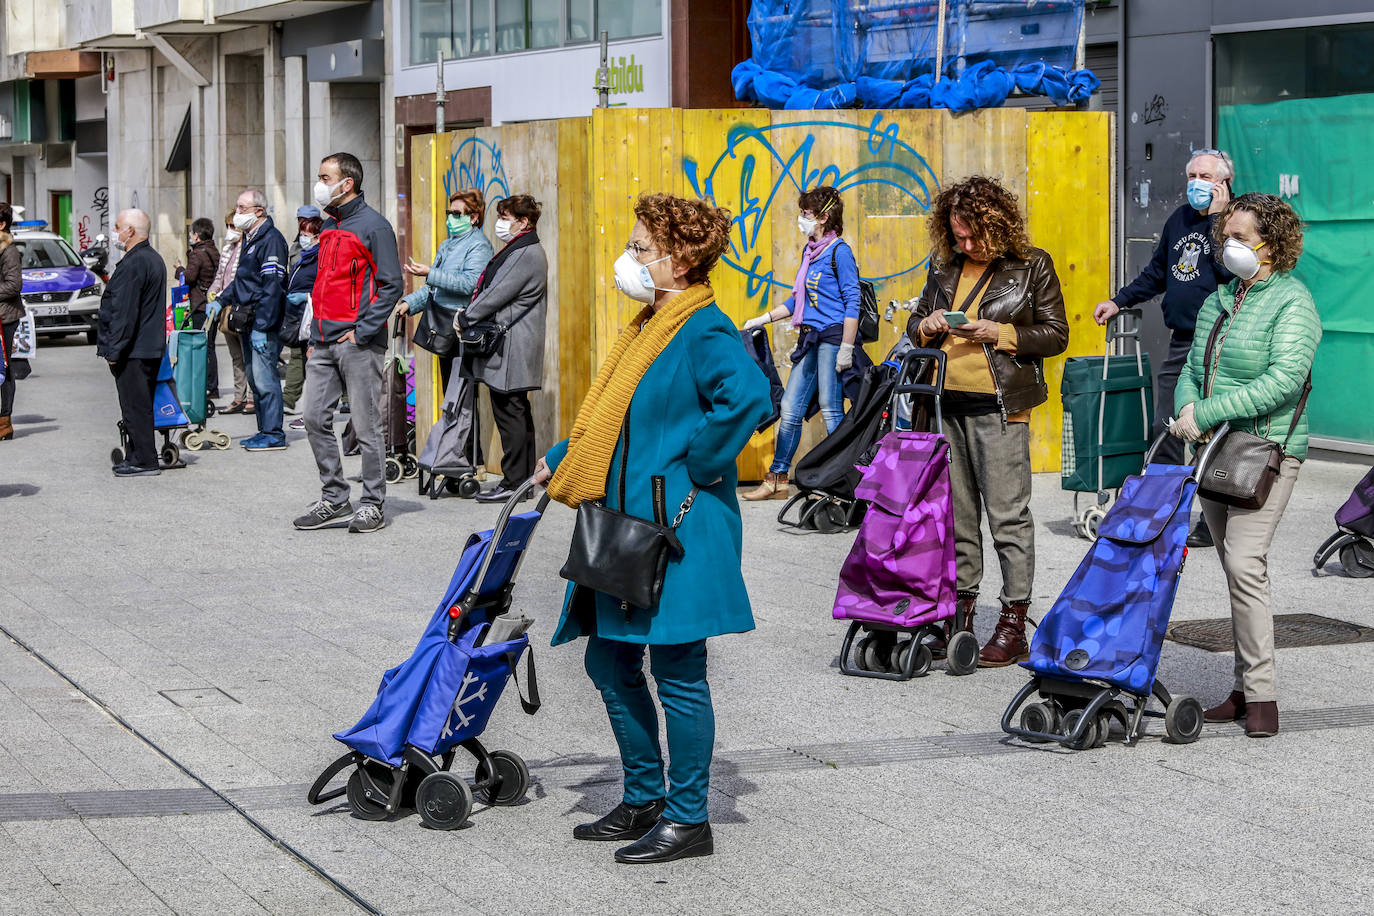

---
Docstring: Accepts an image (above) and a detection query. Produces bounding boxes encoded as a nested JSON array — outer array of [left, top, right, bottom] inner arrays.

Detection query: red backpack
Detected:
[[312, 228, 377, 325]]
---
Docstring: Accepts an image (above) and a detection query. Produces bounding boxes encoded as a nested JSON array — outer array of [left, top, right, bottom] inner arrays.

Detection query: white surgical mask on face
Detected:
[[494, 218, 516, 242], [798, 215, 818, 237], [113, 231, 127, 253], [313, 178, 345, 209], [225, 229, 242, 244], [614, 250, 674, 303], [232, 211, 256, 232], [1222, 237, 1268, 281]]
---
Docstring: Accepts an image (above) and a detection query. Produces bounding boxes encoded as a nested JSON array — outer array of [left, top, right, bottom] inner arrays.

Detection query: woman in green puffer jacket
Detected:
[[1171, 193, 1321, 740]]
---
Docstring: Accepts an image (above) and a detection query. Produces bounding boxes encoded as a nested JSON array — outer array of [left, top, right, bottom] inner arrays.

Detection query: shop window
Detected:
[[567, 0, 593, 43], [595, 0, 661, 41], [1215, 23, 1374, 107]]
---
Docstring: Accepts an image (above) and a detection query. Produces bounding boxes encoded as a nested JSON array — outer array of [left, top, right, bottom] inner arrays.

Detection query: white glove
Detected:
[[1171, 402, 1202, 442], [742, 314, 771, 332], [836, 342, 855, 372]]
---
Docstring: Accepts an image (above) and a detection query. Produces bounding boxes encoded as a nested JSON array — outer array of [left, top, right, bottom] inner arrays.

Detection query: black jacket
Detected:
[[907, 248, 1070, 417], [184, 240, 219, 313], [218, 217, 289, 333], [97, 240, 167, 362], [1112, 204, 1233, 335]]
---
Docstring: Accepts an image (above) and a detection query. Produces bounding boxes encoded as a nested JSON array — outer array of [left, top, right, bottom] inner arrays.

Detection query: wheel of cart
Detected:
[[1061, 308, 1154, 541]]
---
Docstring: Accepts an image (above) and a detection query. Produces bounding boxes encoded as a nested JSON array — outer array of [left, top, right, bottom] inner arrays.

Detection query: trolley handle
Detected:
[[1142, 420, 1231, 473], [467, 478, 549, 597], [892, 347, 946, 434]]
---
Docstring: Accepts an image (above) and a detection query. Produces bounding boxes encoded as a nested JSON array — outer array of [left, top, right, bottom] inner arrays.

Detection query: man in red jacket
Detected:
[[294, 152, 403, 534]]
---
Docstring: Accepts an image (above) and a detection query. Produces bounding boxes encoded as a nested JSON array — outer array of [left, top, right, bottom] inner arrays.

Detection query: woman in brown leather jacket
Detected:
[[907, 176, 1068, 667]]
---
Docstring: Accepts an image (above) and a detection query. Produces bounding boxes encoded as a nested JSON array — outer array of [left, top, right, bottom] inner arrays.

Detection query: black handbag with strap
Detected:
[[1195, 307, 1311, 510], [413, 289, 460, 358], [559, 422, 698, 610]]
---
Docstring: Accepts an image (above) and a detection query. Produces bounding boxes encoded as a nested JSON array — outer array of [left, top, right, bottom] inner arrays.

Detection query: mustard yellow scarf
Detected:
[[548, 283, 717, 507]]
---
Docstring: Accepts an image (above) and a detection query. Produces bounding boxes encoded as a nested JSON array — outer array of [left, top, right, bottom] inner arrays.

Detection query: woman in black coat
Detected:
[[0, 202, 23, 441]]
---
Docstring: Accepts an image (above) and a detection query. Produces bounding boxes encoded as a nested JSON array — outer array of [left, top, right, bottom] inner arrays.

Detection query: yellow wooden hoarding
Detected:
[[409, 108, 1114, 478]]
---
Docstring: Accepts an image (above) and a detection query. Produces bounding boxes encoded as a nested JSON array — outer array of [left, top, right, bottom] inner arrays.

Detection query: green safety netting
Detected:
[[1218, 92, 1374, 445]]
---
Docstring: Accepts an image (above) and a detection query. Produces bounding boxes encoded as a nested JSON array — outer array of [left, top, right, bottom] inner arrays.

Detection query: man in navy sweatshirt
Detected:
[[1094, 149, 1235, 545]]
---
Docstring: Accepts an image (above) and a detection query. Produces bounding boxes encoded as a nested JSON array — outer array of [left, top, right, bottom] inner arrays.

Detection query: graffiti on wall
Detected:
[[443, 138, 511, 212], [683, 113, 940, 311], [76, 186, 110, 252]]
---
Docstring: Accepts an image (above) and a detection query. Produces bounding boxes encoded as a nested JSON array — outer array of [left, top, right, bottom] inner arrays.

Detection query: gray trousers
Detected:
[[1200, 456, 1301, 703], [1152, 331, 1194, 466], [945, 414, 1035, 604], [304, 341, 385, 506]]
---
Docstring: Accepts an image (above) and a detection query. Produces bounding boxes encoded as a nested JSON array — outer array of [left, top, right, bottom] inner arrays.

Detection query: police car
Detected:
[[15, 221, 104, 344]]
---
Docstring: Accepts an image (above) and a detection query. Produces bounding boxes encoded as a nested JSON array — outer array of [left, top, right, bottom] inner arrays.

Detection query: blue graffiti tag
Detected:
[[683, 113, 939, 310], [443, 136, 512, 210]]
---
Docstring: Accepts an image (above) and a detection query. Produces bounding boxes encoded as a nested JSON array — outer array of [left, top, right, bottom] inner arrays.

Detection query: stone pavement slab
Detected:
[[1, 340, 1372, 914]]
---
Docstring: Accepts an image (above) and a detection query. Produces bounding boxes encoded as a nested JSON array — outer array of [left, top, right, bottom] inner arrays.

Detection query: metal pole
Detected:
[[934, 0, 947, 79], [595, 30, 610, 108], [436, 49, 446, 134]]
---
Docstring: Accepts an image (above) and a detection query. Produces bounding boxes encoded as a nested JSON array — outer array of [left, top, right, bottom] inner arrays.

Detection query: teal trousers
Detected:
[[583, 636, 713, 824]]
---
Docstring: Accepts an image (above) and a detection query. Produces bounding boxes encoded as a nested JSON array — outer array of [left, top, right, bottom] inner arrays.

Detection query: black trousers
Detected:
[[1, 319, 16, 417], [194, 310, 222, 397], [1152, 331, 1194, 467], [112, 357, 161, 468], [490, 389, 536, 488]]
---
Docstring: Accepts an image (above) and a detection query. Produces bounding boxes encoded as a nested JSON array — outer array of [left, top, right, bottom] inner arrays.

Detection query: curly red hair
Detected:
[[928, 175, 1032, 266], [634, 193, 733, 285]]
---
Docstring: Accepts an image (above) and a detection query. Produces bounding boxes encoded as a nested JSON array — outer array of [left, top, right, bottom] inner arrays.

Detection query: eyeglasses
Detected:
[[625, 240, 657, 262]]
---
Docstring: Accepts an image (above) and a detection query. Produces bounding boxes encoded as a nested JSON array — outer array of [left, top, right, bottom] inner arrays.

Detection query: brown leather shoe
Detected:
[[930, 592, 977, 659], [742, 471, 789, 501], [978, 601, 1029, 668], [1245, 701, 1279, 738], [0, 416, 12, 441], [1203, 690, 1246, 723]]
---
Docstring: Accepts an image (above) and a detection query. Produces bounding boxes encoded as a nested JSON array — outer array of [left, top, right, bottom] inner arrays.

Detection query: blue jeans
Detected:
[[770, 339, 844, 474], [583, 637, 714, 824], [244, 332, 284, 440]]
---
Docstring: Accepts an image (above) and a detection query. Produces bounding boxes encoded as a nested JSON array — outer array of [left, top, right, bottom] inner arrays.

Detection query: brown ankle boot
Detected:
[[931, 592, 977, 659], [742, 472, 789, 501], [978, 601, 1029, 668], [0, 416, 12, 441], [1204, 690, 1246, 723], [1245, 701, 1279, 738]]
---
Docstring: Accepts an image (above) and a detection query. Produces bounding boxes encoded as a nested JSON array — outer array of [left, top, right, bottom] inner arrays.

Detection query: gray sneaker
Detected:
[[293, 499, 354, 530], [348, 503, 386, 534]]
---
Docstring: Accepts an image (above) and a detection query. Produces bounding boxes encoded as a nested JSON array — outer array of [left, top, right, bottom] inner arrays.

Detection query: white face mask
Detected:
[[798, 215, 818, 237], [313, 179, 346, 209], [1222, 237, 1267, 281], [113, 231, 127, 253], [299, 234, 316, 249], [614, 250, 674, 303], [232, 211, 257, 232], [225, 229, 242, 243], [494, 218, 516, 243]]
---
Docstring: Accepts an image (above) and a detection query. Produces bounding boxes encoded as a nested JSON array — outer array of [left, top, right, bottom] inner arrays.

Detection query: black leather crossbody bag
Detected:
[[559, 423, 698, 610], [1196, 308, 1310, 510]]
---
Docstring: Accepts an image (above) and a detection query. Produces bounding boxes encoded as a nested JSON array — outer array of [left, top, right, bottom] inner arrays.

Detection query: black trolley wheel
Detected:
[[1061, 709, 1099, 751], [475, 750, 530, 806], [384, 456, 404, 484], [1340, 542, 1374, 578], [945, 630, 979, 677], [1164, 695, 1204, 744], [458, 476, 483, 499], [346, 767, 393, 821], [159, 442, 181, 468], [1019, 702, 1056, 743], [110, 447, 125, 466], [415, 771, 474, 830]]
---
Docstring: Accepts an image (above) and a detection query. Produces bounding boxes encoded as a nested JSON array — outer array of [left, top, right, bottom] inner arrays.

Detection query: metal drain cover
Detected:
[[1167, 613, 1374, 653], [159, 687, 240, 708]]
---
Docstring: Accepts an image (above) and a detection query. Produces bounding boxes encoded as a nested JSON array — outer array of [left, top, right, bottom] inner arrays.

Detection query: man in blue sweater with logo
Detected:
[[210, 188, 290, 451], [1094, 149, 1235, 546]]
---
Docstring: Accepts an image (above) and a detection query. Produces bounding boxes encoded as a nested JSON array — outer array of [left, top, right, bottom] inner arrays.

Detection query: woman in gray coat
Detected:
[[460, 194, 548, 503]]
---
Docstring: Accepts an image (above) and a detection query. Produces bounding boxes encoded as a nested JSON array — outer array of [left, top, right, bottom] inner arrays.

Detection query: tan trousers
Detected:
[[1199, 456, 1300, 703], [224, 330, 250, 402]]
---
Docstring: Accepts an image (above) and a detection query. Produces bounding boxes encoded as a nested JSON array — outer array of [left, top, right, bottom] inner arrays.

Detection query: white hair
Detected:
[[117, 209, 150, 239], [1188, 149, 1234, 182], [240, 188, 268, 211]]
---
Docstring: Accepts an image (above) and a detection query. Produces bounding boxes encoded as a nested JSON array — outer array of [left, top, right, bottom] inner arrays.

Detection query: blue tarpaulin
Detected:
[[733, 1, 1100, 112]]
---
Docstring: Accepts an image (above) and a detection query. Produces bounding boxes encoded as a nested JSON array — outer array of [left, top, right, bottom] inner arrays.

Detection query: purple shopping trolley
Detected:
[[834, 349, 980, 681]]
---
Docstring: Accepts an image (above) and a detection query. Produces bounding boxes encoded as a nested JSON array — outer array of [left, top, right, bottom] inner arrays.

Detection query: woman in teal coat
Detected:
[[534, 193, 770, 865], [1171, 193, 1321, 739]]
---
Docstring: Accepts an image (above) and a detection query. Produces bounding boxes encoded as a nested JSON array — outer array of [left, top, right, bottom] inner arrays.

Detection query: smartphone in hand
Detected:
[[942, 311, 970, 327]]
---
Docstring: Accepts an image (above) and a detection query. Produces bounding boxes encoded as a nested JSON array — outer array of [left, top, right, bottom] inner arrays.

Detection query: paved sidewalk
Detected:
[[1, 340, 1372, 915]]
